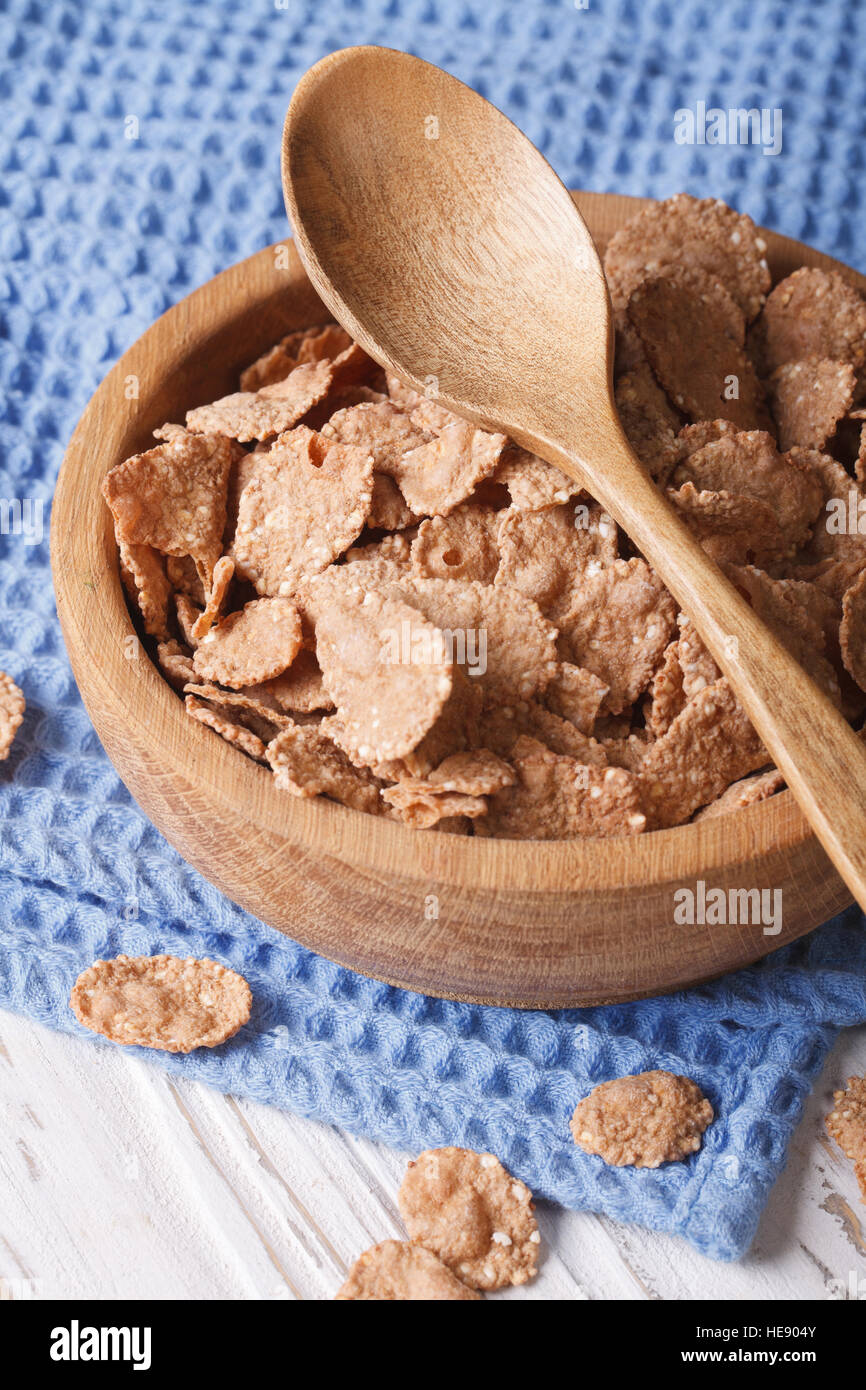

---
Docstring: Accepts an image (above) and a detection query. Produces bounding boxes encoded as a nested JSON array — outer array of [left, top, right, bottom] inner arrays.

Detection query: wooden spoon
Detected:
[[282, 45, 866, 907]]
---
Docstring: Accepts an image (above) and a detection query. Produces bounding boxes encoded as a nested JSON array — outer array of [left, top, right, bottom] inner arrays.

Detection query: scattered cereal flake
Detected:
[[825, 1075, 866, 1164], [102, 430, 235, 584], [184, 693, 267, 760], [232, 425, 374, 596], [796, 451, 866, 567], [183, 681, 294, 731], [476, 736, 645, 840], [266, 724, 383, 813], [166, 553, 205, 603], [192, 596, 302, 690], [174, 593, 202, 649], [693, 766, 785, 820], [674, 418, 741, 461], [411, 502, 501, 583], [368, 472, 421, 530], [304, 575, 455, 765], [637, 678, 766, 827], [476, 701, 608, 763], [0, 672, 24, 760], [387, 418, 507, 517], [628, 269, 773, 432], [666, 480, 785, 567], [119, 540, 171, 639], [321, 398, 431, 472], [335, 1240, 480, 1301], [191, 555, 234, 642], [542, 662, 609, 735], [646, 641, 686, 736], [427, 749, 515, 795], [676, 618, 721, 699], [603, 193, 771, 322], [155, 640, 195, 690], [570, 1070, 713, 1168], [496, 502, 618, 620], [671, 429, 823, 552], [841, 565, 866, 693], [729, 563, 840, 704], [768, 357, 856, 451], [492, 444, 580, 511], [398, 1148, 539, 1291], [70, 954, 251, 1053], [239, 323, 353, 392], [266, 648, 334, 713], [381, 780, 488, 828], [375, 575, 559, 708], [749, 267, 866, 380], [614, 363, 682, 484], [344, 533, 413, 569], [186, 359, 334, 442], [557, 558, 677, 714]]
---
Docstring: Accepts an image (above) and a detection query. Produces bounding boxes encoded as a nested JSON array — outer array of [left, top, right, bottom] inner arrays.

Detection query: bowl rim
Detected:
[[51, 190, 856, 990]]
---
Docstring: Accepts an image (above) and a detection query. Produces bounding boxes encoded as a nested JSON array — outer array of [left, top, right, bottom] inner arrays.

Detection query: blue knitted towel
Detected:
[[1, 0, 865, 1261]]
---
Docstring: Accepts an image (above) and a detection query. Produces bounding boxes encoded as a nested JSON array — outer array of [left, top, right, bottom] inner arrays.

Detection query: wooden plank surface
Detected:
[[1, 1009, 863, 1301]]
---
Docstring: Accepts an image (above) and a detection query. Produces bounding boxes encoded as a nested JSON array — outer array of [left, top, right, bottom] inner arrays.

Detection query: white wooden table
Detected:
[[0, 1008, 863, 1301]]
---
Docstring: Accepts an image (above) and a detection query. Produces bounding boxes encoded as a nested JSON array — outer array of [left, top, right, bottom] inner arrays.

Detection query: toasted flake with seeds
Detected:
[[825, 1075, 866, 1165], [184, 693, 268, 760], [492, 445, 580, 511], [304, 575, 455, 765], [646, 641, 686, 736], [344, 534, 413, 570], [183, 681, 294, 731], [496, 502, 618, 620], [602, 730, 654, 773], [628, 269, 773, 433], [427, 749, 515, 795], [794, 451, 866, 567], [191, 555, 234, 642], [676, 618, 720, 699], [729, 563, 840, 705], [603, 193, 770, 322], [749, 267, 866, 380], [570, 1070, 713, 1168], [382, 780, 488, 828], [411, 503, 501, 583], [614, 363, 682, 484], [637, 678, 766, 827], [322, 398, 431, 471], [239, 323, 353, 392], [70, 954, 251, 1053], [768, 357, 855, 451], [841, 565, 866, 692], [476, 701, 608, 763], [174, 593, 202, 649], [666, 481, 785, 567], [166, 553, 205, 603], [336, 1239, 480, 1301], [399, 1147, 539, 1290], [266, 724, 383, 813], [0, 672, 24, 760], [476, 736, 644, 840], [192, 596, 302, 690], [119, 540, 171, 639], [232, 425, 374, 596], [543, 662, 609, 735], [368, 472, 421, 530], [693, 767, 784, 820], [266, 649, 334, 713], [155, 640, 195, 691], [557, 558, 676, 714], [103, 430, 235, 586], [671, 430, 823, 552], [186, 360, 334, 443], [387, 419, 507, 516]]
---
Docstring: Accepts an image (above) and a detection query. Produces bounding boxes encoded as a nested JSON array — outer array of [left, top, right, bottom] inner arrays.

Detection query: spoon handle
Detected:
[[553, 420, 866, 910]]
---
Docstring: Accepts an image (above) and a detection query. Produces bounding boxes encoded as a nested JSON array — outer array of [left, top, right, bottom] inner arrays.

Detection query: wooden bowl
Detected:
[[52, 192, 855, 1008]]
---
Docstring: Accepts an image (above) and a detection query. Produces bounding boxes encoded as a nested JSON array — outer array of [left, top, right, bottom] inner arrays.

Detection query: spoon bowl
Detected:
[[283, 45, 866, 916]]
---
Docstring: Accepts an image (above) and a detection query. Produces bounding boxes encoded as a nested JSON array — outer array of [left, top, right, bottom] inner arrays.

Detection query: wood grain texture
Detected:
[[2, 1010, 864, 1300], [283, 51, 866, 927], [52, 190, 858, 1009]]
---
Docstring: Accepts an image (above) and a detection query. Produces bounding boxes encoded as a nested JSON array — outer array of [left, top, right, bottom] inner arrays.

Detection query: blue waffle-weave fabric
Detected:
[[1, 0, 865, 1262]]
